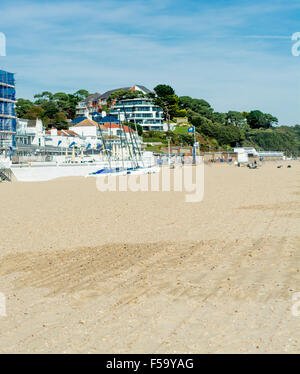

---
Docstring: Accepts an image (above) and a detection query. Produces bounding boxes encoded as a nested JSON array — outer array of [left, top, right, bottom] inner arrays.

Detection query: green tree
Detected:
[[108, 89, 145, 104], [246, 126, 300, 155], [246, 110, 278, 129], [264, 113, 279, 127], [179, 96, 214, 119], [23, 105, 45, 120], [129, 123, 143, 136], [226, 111, 245, 127], [66, 94, 81, 118], [174, 109, 187, 118], [42, 101, 59, 119], [53, 112, 68, 129], [34, 91, 53, 105], [52, 92, 70, 113], [153, 84, 179, 126], [16, 98, 34, 118], [153, 84, 175, 97], [213, 112, 227, 125], [32, 90, 90, 121], [74, 89, 90, 100]]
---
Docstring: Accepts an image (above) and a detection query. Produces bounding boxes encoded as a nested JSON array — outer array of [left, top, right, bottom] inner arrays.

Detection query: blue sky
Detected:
[[0, 0, 299, 124]]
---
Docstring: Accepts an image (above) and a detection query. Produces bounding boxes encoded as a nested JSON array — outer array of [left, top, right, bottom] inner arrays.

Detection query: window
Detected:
[[134, 113, 153, 118], [136, 107, 150, 112]]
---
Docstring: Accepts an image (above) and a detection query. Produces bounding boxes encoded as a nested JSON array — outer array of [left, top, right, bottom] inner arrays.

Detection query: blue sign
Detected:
[[188, 126, 194, 133]]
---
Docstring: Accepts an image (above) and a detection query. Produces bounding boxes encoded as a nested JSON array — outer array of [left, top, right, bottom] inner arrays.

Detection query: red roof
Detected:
[[45, 129, 80, 137], [71, 119, 99, 127], [103, 123, 135, 133], [62, 129, 80, 137]]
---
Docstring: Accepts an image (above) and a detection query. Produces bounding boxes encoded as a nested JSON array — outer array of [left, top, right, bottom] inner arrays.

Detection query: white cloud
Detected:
[[1, 0, 299, 125]]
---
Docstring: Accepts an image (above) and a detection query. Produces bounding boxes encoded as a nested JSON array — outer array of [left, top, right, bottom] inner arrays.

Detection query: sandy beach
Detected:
[[0, 161, 299, 353]]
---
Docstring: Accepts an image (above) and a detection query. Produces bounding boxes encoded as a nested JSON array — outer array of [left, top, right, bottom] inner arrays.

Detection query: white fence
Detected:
[[257, 151, 284, 157]]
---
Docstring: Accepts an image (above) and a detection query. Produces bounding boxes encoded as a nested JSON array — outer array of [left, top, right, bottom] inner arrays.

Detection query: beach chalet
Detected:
[[233, 147, 259, 163]]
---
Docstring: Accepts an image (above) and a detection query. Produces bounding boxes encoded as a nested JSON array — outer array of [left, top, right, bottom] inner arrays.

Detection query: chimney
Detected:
[[50, 127, 57, 136]]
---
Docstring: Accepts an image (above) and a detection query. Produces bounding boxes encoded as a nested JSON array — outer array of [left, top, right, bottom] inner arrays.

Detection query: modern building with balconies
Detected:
[[110, 97, 166, 131], [0, 70, 17, 148], [75, 93, 102, 117]]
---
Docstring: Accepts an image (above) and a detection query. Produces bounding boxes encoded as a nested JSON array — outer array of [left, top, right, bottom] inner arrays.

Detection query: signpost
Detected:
[[188, 126, 197, 164]]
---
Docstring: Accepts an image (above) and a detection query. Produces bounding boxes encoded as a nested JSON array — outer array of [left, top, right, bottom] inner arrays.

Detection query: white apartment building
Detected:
[[110, 97, 169, 131], [75, 85, 153, 117], [16, 118, 45, 147], [75, 93, 102, 117]]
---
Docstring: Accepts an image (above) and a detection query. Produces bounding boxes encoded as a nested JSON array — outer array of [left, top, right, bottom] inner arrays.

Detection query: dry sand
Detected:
[[0, 161, 299, 353]]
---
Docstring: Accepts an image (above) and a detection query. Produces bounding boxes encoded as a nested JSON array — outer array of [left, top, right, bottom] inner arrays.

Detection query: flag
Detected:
[[69, 141, 75, 148], [58, 140, 62, 146]]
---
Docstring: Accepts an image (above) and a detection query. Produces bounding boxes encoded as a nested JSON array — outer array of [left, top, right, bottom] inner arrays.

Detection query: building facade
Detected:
[[97, 85, 152, 108], [69, 117, 141, 148], [75, 93, 102, 117], [16, 119, 44, 147], [110, 97, 166, 131], [75, 85, 153, 117], [16, 118, 84, 149], [0, 70, 17, 147], [44, 128, 83, 148], [69, 118, 108, 147]]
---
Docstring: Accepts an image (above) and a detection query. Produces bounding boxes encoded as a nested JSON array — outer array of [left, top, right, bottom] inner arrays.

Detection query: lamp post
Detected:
[[167, 137, 171, 166], [132, 105, 138, 135]]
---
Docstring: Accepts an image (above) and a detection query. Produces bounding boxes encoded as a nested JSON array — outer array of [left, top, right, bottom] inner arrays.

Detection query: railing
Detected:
[[257, 151, 284, 157]]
